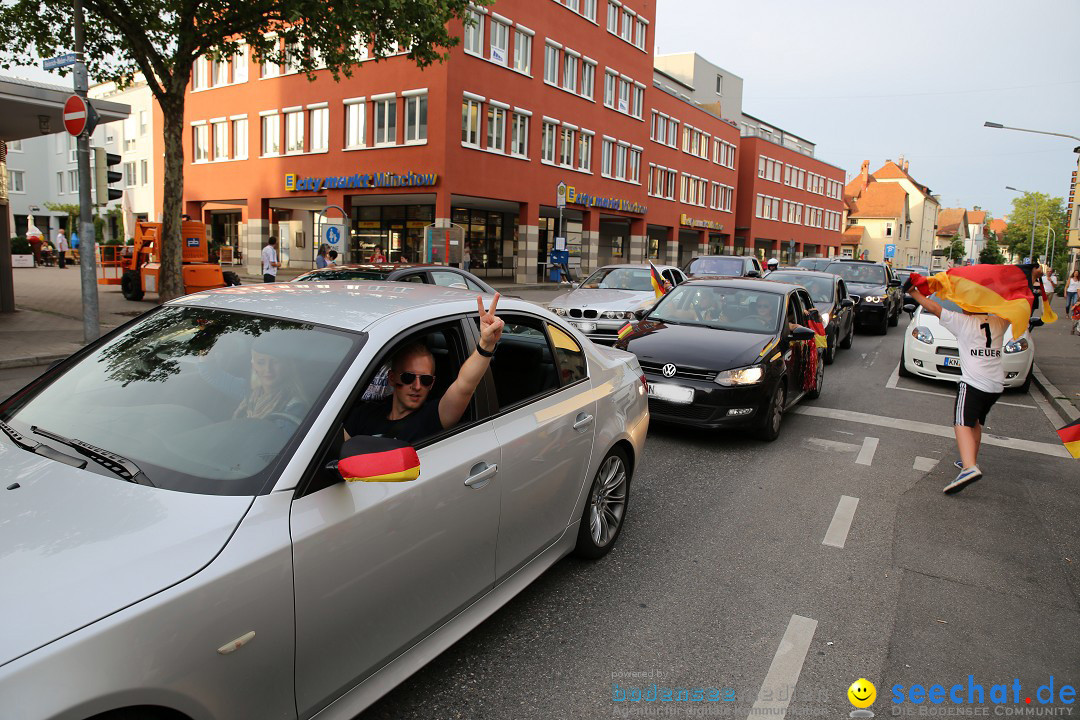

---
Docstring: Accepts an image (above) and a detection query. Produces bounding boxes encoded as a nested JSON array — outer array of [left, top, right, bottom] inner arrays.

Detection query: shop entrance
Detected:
[[351, 203, 434, 263]]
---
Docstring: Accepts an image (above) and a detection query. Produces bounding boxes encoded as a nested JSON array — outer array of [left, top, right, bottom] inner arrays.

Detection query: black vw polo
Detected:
[[614, 277, 824, 441]]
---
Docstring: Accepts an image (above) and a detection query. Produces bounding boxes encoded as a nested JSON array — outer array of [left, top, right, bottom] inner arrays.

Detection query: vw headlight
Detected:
[[912, 326, 934, 344], [863, 295, 884, 304], [715, 365, 765, 386], [551, 307, 567, 316], [1004, 337, 1029, 354], [820, 312, 831, 326]]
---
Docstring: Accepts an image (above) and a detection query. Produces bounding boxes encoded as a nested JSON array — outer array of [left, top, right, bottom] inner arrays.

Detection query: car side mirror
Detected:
[[747, 269, 761, 278], [790, 326, 815, 341], [338, 436, 420, 483], [840, 298, 854, 308], [1029, 318, 1044, 330], [903, 303, 917, 316], [888, 279, 902, 288]]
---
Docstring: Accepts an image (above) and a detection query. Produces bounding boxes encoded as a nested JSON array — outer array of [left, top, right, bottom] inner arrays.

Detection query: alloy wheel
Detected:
[[589, 455, 628, 548]]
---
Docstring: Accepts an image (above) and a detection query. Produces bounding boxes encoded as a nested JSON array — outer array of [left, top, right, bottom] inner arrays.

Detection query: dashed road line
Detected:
[[855, 437, 879, 466], [749, 615, 818, 720], [792, 405, 1070, 459], [913, 456, 939, 472], [822, 496, 859, 549]]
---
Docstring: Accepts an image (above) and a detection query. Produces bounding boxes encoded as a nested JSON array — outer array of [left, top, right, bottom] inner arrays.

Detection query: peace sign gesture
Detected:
[[477, 293, 505, 351]]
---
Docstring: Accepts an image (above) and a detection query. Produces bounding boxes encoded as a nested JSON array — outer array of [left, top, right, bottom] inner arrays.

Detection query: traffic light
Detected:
[[93, 146, 123, 204]]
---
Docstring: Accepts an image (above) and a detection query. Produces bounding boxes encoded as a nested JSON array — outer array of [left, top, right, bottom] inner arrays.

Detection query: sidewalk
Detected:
[[1032, 303, 1080, 422]]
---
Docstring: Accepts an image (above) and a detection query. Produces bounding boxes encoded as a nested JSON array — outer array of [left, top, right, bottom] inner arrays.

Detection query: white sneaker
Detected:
[[944, 466, 983, 495]]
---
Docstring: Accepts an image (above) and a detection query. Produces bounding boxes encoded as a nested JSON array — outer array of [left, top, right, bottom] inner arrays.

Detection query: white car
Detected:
[[899, 296, 1035, 391]]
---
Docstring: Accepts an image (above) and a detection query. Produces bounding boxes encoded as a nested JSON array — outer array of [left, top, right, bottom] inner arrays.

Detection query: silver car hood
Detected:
[[549, 288, 657, 311], [0, 443, 254, 666]]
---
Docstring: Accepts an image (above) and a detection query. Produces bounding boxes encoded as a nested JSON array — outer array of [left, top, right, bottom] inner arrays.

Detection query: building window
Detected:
[[284, 42, 304, 74], [490, 18, 509, 64], [513, 29, 531, 73], [261, 113, 280, 155], [7, 140, 22, 152], [606, 2, 618, 32], [68, 169, 79, 193], [627, 147, 641, 183], [233, 44, 248, 83], [212, 120, 228, 159], [193, 57, 208, 90], [462, 97, 481, 146], [603, 70, 616, 108], [310, 107, 328, 152], [193, 124, 208, 162], [614, 143, 627, 180], [631, 85, 644, 119], [541, 120, 558, 163], [617, 78, 630, 113], [232, 117, 248, 159], [404, 93, 427, 143], [7, 169, 24, 193], [284, 110, 304, 153], [559, 126, 575, 166], [544, 43, 559, 84], [634, 18, 647, 50], [667, 119, 678, 148], [562, 53, 578, 93], [578, 133, 592, 172], [601, 137, 613, 176], [124, 161, 137, 187], [141, 159, 149, 185], [581, 60, 596, 100], [464, 9, 484, 56], [212, 58, 228, 87], [373, 96, 396, 145], [261, 48, 281, 78], [583, 0, 597, 21], [487, 105, 506, 152], [511, 111, 529, 157], [56, 171, 64, 194], [620, 12, 632, 41], [345, 102, 365, 148], [138, 110, 148, 136]]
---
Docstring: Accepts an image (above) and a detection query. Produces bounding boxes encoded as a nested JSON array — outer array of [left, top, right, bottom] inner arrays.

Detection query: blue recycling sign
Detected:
[[884, 244, 896, 259]]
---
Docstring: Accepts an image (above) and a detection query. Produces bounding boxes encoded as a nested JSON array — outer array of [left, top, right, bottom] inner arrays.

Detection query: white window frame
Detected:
[[490, 18, 509, 65], [464, 8, 484, 56], [404, 92, 428, 144], [606, 1, 619, 33], [601, 137, 613, 176], [544, 42, 560, 85], [513, 29, 532, 74], [232, 116, 248, 159], [581, 59, 596, 100], [511, 110, 530, 157], [309, 106, 329, 152], [462, 96, 482, 147], [373, 95, 397, 146], [559, 125, 575, 167], [284, 109, 304, 154], [8, 169, 25, 193], [541, 119, 558, 163], [233, 44, 248, 83], [578, 131, 593, 172], [603, 70, 617, 108], [345, 99, 366, 149], [261, 112, 280, 156], [56, 171, 64, 195], [562, 52, 579, 94], [212, 120, 228, 160], [192, 123, 209, 162], [487, 105, 506, 152], [141, 159, 149, 185], [193, 57, 208, 90]]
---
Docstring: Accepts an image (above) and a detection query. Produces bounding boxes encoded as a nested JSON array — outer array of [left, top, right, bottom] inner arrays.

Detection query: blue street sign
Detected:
[[884, 244, 896, 259], [324, 225, 341, 246], [43, 53, 77, 71]]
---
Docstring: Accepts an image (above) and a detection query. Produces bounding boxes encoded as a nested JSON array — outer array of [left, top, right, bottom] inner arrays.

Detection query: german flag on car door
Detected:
[[1057, 418, 1080, 460], [908, 265, 1056, 337]]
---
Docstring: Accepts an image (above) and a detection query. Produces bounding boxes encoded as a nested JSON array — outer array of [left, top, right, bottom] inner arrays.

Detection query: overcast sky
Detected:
[[656, 0, 1080, 220]]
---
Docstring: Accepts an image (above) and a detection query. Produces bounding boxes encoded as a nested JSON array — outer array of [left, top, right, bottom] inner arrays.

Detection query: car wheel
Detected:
[[878, 311, 890, 335], [898, 345, 915, 377], [120, 269, 145, 301], [756, 381, 786, 442], [574, 448, 631, 559], [839, 320, 854, 349], [825, 331, 837, 365], [807, 351, 824, 400]]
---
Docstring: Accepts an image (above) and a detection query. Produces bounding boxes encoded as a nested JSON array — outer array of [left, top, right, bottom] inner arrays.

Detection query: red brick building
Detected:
[[165, 0, 742, 282], [733, 135, 846, 264]]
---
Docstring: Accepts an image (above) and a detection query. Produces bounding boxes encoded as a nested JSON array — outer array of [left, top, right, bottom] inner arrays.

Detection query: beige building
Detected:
[[844, 161, 912, 264], [863, 158, 940, 268], [934, 208, 969, 269]]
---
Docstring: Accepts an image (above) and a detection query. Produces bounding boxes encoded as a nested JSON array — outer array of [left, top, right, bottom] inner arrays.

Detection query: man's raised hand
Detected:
[[477, 293, 505, 350]]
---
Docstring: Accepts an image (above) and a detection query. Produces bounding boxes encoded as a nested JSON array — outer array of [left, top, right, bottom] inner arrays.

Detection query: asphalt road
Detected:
[[2, 322, 1077, 720]]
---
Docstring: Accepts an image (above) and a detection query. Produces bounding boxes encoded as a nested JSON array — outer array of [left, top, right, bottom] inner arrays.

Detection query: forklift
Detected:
[[113, 221, 240, 301]]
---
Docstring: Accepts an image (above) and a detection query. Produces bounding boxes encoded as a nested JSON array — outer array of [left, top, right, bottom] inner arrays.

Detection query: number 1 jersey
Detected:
[[938, 308, 1009, 394]]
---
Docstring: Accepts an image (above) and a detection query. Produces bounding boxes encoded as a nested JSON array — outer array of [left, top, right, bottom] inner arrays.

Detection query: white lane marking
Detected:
[[807, 437, 860, 452], [823, 496, 859, 549], [749, 615, 818, 720], [887, 363, 1034, 409], [913, 456, 938, 472], [855, 437, 879, 466], [792, 405, 1071, 459], [886, 363, 899, 389]]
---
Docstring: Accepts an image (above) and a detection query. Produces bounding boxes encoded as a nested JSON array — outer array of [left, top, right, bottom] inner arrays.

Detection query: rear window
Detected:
[[296, 269, 393, 282], [684, 257, 745, 276]]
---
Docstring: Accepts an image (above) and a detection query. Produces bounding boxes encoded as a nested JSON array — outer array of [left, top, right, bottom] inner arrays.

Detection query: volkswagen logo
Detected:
[[661, 364, 677, 378]]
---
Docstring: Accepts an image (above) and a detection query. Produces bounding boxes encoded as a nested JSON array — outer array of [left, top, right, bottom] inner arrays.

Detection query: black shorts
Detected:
[[954, 381, 1000, 428]]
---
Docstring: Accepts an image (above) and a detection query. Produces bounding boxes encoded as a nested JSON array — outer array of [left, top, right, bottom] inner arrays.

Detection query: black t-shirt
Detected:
[[345, 397, 444, 445]]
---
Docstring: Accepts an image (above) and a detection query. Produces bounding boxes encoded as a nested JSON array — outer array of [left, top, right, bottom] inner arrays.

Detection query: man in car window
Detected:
[[345, 295, 504, 444]]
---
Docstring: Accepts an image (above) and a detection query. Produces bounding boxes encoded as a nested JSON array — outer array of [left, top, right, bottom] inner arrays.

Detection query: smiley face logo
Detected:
[[848, 678, 876, 709]]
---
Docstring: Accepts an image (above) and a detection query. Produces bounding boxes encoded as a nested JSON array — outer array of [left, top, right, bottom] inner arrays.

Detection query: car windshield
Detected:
[[296, 269, 393, 282], [580, 267, 655, 292], [826, 263, 885, 285], [797, 258, 830, 271], [767, 272, 833, 303], [648, 285, 783, 334], [684, 257, 744, 276], [0, 306, 361, 496], [895, 270, 911, 285]]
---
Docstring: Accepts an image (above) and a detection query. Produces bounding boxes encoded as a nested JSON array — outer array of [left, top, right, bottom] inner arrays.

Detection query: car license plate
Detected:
[[647, 382, 694, 404], [943, 356, 961, 367], [573, 321, 597, 333]]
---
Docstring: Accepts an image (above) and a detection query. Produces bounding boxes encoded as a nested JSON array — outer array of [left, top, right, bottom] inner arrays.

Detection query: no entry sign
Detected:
[[63, 95, 98, 136]]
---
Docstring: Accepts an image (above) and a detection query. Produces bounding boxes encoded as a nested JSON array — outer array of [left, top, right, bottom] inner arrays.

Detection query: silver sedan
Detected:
[[0, 282, 649, 720], [549, 264, 686, 344]]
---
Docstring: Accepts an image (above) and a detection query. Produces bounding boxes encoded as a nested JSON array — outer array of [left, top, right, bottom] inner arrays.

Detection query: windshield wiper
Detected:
[[31, 425, 152, 486], [0, 418, 88, 469]]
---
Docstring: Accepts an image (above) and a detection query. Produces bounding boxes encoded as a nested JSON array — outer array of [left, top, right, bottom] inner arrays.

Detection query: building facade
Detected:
[[844, 160, 914, 264], [866, 158, 940, 268], [170, 0, 743, 282]]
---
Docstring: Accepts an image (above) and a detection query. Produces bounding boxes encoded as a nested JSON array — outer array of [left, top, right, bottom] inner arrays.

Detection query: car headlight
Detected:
[[551, 307, 567, 316], [715, 365, 765, 386], [601, 310, 633, 319], [862, 295, 884, 304], [1004, 337, 1029, 354], [820, 312, 830, 326], [912, 326, 934, 344]]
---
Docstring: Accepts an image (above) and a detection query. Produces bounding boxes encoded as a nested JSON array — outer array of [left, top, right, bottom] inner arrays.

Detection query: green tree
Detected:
[[1, 0, 482, 301], [1002, 191, 1068, 265], [978, 232, 1005, 264], [43, 202, 80, 237], [946, 235, 966, 264]]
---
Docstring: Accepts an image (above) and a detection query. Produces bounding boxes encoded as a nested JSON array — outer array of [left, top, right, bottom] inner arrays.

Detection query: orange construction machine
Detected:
[[101, 221, 240, 301]]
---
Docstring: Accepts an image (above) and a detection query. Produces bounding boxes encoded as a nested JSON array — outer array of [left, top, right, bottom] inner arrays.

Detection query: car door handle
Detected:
[[573, 413, 594, 430], [464, 462, 498, 487]]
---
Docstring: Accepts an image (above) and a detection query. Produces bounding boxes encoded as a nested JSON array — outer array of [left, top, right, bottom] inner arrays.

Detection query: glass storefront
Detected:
[[452, 207, 518, 279], [350, 204, 434, 263], [537, 215, 582, 282]]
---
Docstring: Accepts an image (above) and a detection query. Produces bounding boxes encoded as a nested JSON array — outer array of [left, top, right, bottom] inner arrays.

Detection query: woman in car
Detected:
[[234, 335, 308, 424]]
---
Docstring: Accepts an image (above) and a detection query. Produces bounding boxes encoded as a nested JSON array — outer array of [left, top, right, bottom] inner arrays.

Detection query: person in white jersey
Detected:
[[906, 283, 1009, 494], [262, 237, 280, 283]]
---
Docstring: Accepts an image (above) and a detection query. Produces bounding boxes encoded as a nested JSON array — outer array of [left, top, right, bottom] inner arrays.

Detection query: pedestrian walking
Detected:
[[1066, 269, 1079, 319], [315, 244, 329, 269], [56, 229, 68, 269], [262, 237, 280, 283], [462, 245, 471, 272], [1041, 266, 1057, 309]]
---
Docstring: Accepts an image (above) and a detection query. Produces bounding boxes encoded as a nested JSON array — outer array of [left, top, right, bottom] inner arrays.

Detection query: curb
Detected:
[[1031, 363, 1080, 423], [0, 352, 76, 371]]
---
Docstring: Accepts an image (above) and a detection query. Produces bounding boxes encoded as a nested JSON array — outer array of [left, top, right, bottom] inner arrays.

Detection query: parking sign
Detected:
[[884, 244, 896, 259]]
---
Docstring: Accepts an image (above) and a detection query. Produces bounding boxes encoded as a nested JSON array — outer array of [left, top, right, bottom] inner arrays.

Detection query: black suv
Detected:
[[823, 259, 902, 334], [683, 255, 764, 278]]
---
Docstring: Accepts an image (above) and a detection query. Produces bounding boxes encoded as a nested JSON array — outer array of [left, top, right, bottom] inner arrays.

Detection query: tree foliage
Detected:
[[1001, 191, 1068, 265], [946, 235, 966, 264], [0, 0, 483, 300], [978, 232, 1005, 265]]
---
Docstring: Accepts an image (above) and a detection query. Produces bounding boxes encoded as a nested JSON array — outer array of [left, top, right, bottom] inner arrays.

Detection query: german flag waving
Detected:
[[1058, 419, 1080, 460], [807, 315, 829, 349], [908, 264, 1056, 337], [648, 261, 669, 299]]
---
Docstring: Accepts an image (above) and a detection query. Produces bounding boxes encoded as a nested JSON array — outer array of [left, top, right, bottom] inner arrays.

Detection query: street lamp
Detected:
[[1005, 186, 1037, 263], [1045, 220, 1056, 270]]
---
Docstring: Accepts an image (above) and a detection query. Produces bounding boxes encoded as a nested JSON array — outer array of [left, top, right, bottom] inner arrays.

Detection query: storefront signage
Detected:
[[680, 214, 724, 231], [565, 185, 647, 214], [286, 171, 439, 192]]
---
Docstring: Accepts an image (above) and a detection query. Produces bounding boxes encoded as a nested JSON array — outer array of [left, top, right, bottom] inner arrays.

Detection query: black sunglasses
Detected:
[[397, 372, 435, 387]]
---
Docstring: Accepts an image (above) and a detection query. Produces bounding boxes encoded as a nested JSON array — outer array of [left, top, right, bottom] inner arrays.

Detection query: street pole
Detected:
[[73, 0, 100, 343], [1045, 223, 1056, 272], [1029, 200, 1037, 265]]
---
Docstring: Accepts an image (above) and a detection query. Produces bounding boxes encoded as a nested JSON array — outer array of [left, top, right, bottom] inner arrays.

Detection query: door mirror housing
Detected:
[[888, 279, 902, 288], [790, 326, 816, 342], [840, 298, 854, 309], [903, 303, 917, 316], [1028, 317, 1045, 330], [338, 436, 420, 483], [634, 308, 648, 320], [746, 269, 761, 278]]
